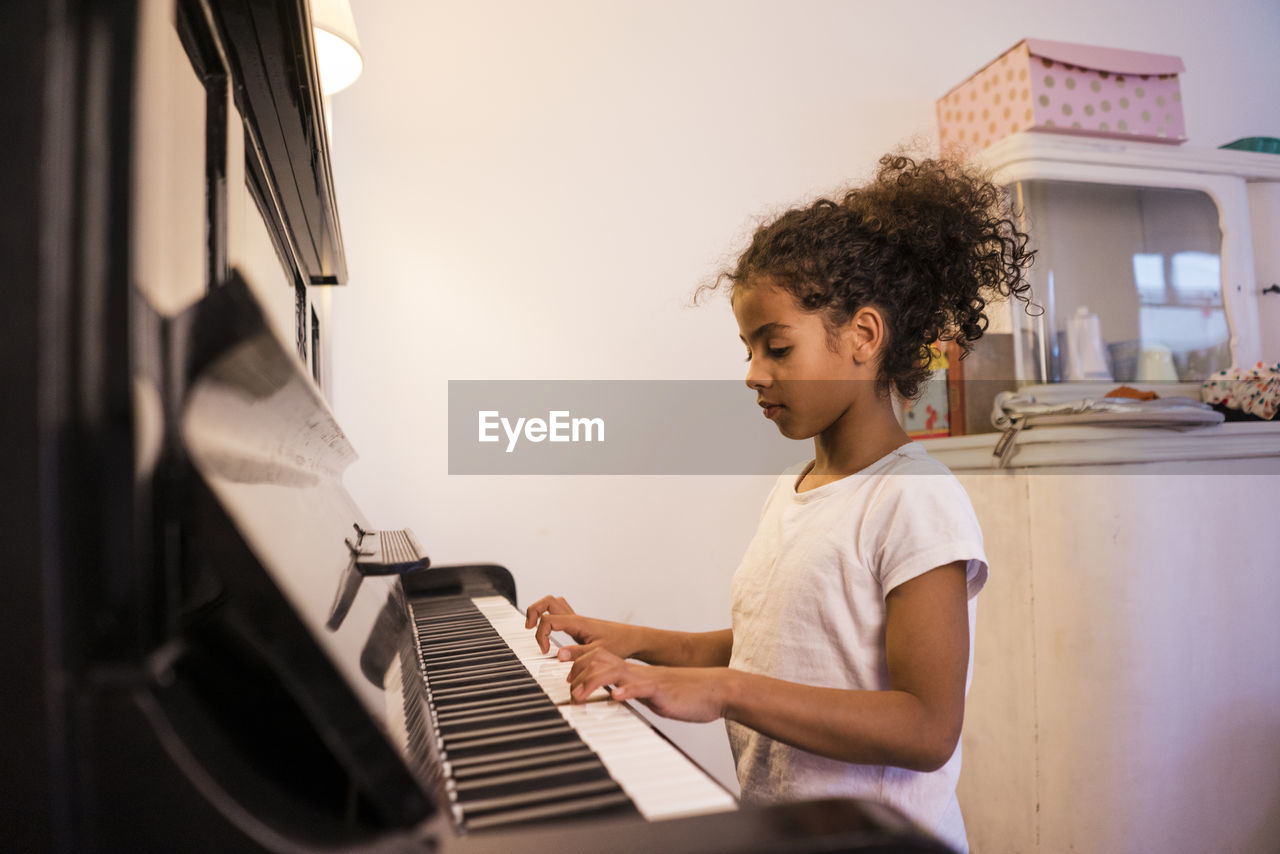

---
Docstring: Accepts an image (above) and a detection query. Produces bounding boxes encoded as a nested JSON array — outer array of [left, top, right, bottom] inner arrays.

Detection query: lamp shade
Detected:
[[311, 0, 363, 95]]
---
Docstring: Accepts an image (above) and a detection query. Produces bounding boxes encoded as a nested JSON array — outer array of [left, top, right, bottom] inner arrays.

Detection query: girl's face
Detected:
[[732, 279, 878, 441]]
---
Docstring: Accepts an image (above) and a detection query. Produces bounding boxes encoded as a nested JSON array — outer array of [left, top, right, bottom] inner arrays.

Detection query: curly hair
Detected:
[[697, 153, 1036, 400]]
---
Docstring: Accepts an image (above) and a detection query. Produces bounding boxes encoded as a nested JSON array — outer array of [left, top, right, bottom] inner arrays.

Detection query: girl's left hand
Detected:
[[563, 646, 727, 723]]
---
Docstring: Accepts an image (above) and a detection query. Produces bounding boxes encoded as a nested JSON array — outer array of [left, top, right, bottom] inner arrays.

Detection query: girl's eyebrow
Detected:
[[739, 322, 791, 344]]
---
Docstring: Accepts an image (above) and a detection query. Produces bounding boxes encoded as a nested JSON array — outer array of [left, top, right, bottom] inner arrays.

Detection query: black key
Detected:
[[437, 707, 562, 735], [461, 791, 637, 831], [440, 717, 569, 749], [459, 778, 625, 819], [432, 694, 551, 718], [415, 619, 491, 636], [429, 675, 535, 698], [444, 728, 582, 762], [434, 696, 552, 723], [446, 739, 594, 770], [428, 663, 527, 687], [422, 650, 518, 671], [429, 682, 542, 708], [418, 638, 509, 657], [451, 744, 598, 781], [453, 762, 615, 803]]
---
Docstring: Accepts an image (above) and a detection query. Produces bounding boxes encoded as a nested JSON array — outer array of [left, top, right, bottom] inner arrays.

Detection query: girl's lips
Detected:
[[762, 404, 784, 419]]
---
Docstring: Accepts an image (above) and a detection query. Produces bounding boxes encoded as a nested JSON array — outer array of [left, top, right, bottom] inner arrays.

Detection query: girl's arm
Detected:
[[524, 595, 733, 667], [563, 561, 970, 773]]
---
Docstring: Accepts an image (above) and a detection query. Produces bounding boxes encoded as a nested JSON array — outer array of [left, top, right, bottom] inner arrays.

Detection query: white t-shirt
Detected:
[[726, 440, 988, 853]]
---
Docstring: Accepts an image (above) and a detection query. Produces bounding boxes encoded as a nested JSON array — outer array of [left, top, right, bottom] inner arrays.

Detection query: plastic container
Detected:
[[1219, 137, 1280, 155]]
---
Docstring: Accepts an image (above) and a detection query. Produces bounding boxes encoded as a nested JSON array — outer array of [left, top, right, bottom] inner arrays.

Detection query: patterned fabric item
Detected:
[[1201, 362, 1280, 420]]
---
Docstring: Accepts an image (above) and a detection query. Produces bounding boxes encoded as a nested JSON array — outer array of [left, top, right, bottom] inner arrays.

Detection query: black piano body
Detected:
[[5, 2, 954, 851]]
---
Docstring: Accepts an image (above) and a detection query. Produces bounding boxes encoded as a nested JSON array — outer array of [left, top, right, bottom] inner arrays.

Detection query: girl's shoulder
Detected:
[[867, 442, 972, 508], [884, 441, 957, 477]]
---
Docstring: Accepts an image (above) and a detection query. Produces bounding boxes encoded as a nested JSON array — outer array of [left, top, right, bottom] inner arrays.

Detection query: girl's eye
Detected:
[[744, 347, 790, 362]]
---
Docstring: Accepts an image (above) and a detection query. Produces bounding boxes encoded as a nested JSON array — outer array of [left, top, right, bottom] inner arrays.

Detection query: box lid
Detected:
[[1024, 38, 1185, 75]]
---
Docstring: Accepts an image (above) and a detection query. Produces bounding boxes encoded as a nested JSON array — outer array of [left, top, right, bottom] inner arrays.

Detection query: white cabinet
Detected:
[[974, 134, 1280, 386], [934, 430, 1280, 853]]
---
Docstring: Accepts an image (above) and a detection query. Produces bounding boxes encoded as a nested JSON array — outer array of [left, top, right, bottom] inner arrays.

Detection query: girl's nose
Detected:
[[745, 361, 771, 390]]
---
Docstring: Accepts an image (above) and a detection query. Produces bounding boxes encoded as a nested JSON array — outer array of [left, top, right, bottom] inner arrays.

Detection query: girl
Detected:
[[524, 153, 1033, 852]]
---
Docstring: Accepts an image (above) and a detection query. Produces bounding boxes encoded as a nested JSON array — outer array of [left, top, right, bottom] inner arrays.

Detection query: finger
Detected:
[[524, 595, 576, 629], [566, 645, 605, 682], [570, 659, 625, 703], [609, 679, 655, 703], [535, 613, 581, 654], [524, 598, 545, 629], [534, 613, 558, 654], [557, 642, 594, 662], [524, 595, 564, 628]]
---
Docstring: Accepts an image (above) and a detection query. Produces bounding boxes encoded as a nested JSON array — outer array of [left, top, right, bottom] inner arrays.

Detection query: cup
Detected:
[[1136, 343, 1178, 382], [1065, 307, 1113, 381]]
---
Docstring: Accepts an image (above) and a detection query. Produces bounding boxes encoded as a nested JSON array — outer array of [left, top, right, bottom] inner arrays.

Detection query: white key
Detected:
[[468, 596, 735, 820], [472, 596, 609, 703], [559, 702, 735, 820]]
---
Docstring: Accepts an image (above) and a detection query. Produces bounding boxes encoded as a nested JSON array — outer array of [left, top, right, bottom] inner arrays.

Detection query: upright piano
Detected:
[[7, 1, 954, 851]]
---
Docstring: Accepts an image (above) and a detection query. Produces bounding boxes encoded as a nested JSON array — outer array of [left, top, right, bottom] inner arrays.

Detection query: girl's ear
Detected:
[[847, 306, 886, 365]]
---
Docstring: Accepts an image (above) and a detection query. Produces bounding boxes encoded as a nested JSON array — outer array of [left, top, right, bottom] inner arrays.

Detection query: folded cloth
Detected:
[[992, 391, 1224, 431], [1201, 362, 1280, 420], [990, 390, 1225, 468]]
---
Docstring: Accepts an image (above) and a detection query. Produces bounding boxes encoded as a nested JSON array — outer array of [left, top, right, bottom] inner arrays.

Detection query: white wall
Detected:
[[324, 0, 1280, 815]]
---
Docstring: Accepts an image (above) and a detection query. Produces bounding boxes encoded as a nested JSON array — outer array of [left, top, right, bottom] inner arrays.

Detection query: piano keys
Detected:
[[380, 587, 736, 831]]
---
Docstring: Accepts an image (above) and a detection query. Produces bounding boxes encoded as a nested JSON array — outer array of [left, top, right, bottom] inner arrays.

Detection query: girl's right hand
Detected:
[[523, 594, 643, 660]]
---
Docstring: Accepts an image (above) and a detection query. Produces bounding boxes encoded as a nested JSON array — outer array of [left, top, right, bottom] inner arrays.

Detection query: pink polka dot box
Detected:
[[937, 38, 1186, 156]]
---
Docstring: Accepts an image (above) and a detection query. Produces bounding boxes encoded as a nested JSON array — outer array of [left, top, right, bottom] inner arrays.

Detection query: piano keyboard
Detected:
[[386, 593, 736, 832]]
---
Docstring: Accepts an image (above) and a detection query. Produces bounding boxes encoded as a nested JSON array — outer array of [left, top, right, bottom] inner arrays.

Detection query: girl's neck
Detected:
[[801, 394, 912, 489]]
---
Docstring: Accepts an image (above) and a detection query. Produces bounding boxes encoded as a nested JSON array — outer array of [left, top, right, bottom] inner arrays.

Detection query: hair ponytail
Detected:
[[698, 152, 1036, 400]]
